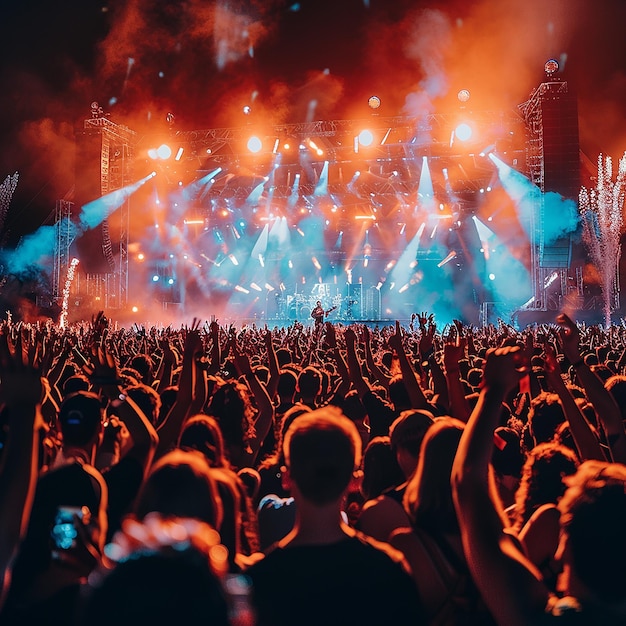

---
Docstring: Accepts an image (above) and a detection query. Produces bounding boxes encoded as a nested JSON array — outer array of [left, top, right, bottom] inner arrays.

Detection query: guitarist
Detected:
[[310, 300, 336, 329]]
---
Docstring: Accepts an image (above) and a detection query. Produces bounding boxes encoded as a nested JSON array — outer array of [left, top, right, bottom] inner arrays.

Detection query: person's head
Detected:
[[513, 441, 579, 531], [58, 391, 105, 451], [339, 389, 370, 450], [359, 436, 404, 501], [276, 348, 292, 368], [80, 516, 232, 626], [590, 364, 613, 384], [557, 460, 626, 604], [258, 403, 312, 471], [178, 414, 228, 468], [526, 392, 566, 447], [388, 375, 412, 412], [157, 386, 178, 428], [208, 468, 243, 563], [283, 405, 361, 506], [403, 417, 464, 534], [124, 383, 161, 426], [491, 426, 525, 480], [62, 373, 91, 397], [277, 369, 298, 403], [128, 353, 155, 385], [389, 408, 435, 479], [254, 365, 270, 386], [466, 367, 483, 391], [316, 300, 321, 307], [133, 449, 223, 531], [380, 351, 393, 371], [605, 374, 626, 422], [206, 380, 255, 459], [296, 366, 322, 402]]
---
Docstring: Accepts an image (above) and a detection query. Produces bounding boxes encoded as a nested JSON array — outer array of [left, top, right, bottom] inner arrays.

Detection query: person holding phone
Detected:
[[0, 392, 109, 625]]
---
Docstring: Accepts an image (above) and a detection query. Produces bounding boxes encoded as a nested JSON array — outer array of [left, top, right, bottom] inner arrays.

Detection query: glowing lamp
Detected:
[[368, 95, 381, 109], [455, 123, 473, 142], [156, 144, 172, 159], [544, 59, 559, 76], [247, 136, 262, 153], [358, 129, 374, 147]]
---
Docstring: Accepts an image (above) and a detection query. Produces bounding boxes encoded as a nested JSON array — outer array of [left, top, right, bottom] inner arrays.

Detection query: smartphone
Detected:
[[50, 505, 91, 550]]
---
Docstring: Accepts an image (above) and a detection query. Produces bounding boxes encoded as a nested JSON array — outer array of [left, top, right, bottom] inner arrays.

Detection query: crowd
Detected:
[[1, 309, 626, 625]]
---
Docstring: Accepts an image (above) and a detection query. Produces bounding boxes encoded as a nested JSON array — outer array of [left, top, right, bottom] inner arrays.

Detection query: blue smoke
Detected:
[[79, 175, 153, 231], [490, 155, 580, 242], [2, 174, 153, 281], [3, 225, 57, 275], [542, 192, 580, 244]]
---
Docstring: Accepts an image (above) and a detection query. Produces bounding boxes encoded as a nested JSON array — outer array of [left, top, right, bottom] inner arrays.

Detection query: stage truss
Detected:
[[52, 84, 617, 325]]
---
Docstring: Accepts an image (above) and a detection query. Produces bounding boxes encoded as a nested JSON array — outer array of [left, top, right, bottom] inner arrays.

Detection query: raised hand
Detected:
[[482, 346, 526, 393], [85, 341, 121, 388], [387, 320, 403, 353], [344, 325, 358, 348], [0, 329, 44, 409], [183, 327, 204, 361], [324, 322, 337, 349], [231, 336, 253, 376], [159, 337, 178, 366], [555, 312, 582, 363], [443, 332, 467, 372], [419, 315, 436, 358]]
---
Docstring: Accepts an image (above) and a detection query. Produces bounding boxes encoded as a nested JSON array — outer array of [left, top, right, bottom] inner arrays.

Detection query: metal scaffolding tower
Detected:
[[82, 115, 136, 309], [52, 199, 75, 302], [517, 78, 580, 312]]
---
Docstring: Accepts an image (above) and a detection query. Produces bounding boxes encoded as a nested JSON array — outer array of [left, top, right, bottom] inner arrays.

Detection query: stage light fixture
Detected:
[[247, 136, 262, 153], [368, 95, 381, 109], [544, 58, 559, 76], [358, 129, 374, 147], [156, 144, 172, 159], [455, 123, 473, 142], [457, 89, 470, 103]]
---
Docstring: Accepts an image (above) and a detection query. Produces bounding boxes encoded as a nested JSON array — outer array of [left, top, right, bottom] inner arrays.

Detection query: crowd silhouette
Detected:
[[1, 309, 626, 624]]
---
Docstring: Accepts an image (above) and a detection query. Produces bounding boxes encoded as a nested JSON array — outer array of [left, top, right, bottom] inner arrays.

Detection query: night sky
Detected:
[[1, 0, 625, 245]]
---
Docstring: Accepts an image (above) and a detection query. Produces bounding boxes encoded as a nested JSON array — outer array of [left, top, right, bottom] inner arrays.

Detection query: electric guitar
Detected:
[[312, 305, 337, 322]]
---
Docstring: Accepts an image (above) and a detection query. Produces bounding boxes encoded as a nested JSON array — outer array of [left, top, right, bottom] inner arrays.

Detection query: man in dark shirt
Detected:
[[310, 300, 325, 329], [246, 405, 425, 626]]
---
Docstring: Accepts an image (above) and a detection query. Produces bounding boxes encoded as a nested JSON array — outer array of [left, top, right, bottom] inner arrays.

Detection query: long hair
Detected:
[[205, 379, 256, 453], [513, 441, 579, 532], [403, 416, 464, 535]]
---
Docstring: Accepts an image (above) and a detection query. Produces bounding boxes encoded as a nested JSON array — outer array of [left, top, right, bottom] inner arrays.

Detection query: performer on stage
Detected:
[[311, 300, 325, 328]]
